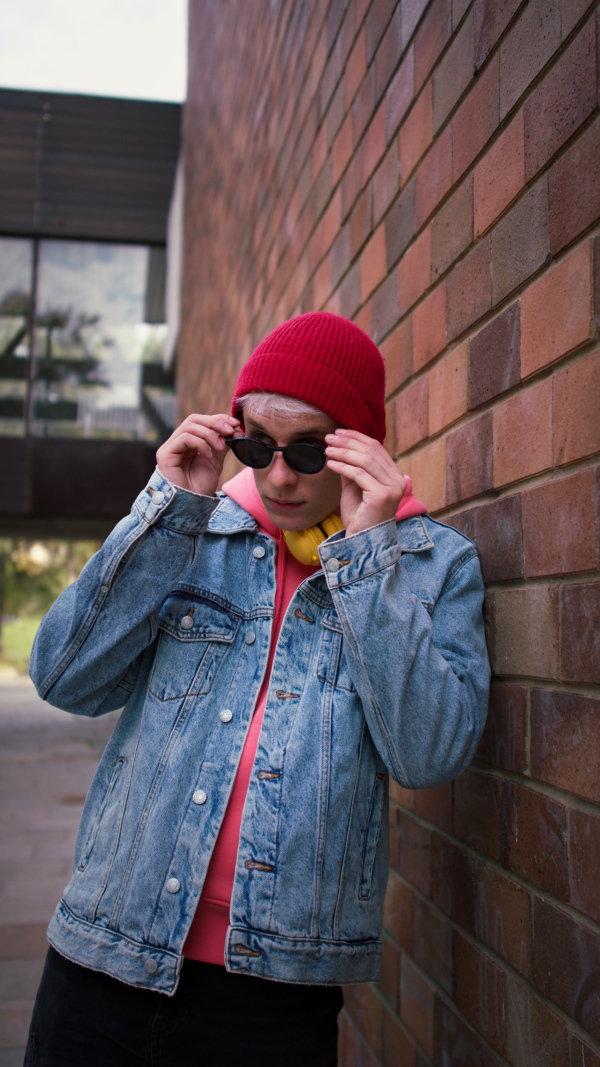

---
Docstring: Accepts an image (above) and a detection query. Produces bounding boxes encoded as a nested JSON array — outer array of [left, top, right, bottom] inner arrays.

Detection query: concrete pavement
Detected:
[[0, 673, 120, 1066]]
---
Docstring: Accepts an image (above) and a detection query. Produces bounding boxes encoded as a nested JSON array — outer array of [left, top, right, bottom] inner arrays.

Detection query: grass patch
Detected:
[[0, 616, 42, 674]]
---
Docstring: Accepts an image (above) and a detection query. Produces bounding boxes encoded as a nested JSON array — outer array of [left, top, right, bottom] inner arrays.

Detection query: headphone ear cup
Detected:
[[284, 525, 326, 565], [319, 514, 344, 538]]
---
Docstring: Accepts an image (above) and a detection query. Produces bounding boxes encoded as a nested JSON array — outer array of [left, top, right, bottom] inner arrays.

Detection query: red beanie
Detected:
[[231, 312, 386, 443]]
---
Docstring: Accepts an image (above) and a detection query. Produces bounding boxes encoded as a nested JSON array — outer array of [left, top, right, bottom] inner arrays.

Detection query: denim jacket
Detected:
[[30, 468, 490, 993]]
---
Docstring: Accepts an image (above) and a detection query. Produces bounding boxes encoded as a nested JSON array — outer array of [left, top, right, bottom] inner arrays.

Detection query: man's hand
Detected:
[[325, 429, 406, 538], [156, 413, 241, 497]]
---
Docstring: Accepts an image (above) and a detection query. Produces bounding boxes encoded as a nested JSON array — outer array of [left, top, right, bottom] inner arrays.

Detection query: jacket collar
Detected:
[[207, 494, 434, 551]]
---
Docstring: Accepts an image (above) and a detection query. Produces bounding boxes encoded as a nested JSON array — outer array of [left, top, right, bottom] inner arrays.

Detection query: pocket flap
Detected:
[[158, 593, 240, 642]]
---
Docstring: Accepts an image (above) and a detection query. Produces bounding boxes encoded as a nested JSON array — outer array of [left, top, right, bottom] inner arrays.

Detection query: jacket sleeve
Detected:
[[318, 518, 490, 788], [29, 468, 218, 717]]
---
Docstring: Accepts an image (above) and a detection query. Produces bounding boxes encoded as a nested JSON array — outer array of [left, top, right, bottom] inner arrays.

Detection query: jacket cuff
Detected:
[[133, 468, 218, 534], [318, 518, 402, 588]]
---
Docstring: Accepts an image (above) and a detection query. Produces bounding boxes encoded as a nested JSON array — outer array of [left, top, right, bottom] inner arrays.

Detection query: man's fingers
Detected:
[[325, 442, 400, 485]]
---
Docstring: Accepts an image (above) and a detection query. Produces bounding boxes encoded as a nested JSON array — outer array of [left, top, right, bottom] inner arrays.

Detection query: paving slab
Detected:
[[0, 675, 119, 1063]]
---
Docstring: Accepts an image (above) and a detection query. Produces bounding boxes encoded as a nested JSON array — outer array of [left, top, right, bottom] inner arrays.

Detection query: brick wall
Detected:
[[181, 1, 600, 1062]]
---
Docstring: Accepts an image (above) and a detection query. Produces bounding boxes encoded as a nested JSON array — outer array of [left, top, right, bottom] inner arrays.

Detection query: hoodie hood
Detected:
[[222, 466, 428, 537]]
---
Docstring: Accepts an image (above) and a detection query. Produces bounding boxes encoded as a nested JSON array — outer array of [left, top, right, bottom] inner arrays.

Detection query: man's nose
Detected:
[[268, 452, 297, 487]]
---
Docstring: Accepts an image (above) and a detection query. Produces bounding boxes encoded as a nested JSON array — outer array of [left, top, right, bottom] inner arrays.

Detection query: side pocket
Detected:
[[358, 773, 385, 901], [77, 757, 126, 872]]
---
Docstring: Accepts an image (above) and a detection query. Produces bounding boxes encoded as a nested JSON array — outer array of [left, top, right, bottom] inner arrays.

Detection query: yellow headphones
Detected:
[[283, 514, 344, 565]]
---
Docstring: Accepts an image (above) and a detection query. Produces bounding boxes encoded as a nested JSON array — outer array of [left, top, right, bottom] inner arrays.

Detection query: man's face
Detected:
[[242, 408, 342, 531]]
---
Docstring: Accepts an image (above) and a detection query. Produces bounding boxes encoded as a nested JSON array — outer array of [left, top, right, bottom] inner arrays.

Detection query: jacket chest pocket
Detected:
[[149, 594, 240, 702], [316, 613, 356, 693]]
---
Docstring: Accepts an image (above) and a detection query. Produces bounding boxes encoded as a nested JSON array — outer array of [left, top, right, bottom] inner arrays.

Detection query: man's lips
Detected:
[[266, 497, 305, 510]]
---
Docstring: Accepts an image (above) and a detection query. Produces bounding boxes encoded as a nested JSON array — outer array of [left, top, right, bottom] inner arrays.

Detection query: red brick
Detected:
[[414, 0, 452, 92], [476, 865, 533, 978], [414, 781, 453, 834], [384, 44, 415, 146], [362, 100, 387, 187], [570, 809, 600, 924], [522, 469, 597, 578], [431, 175, 474, 279], [385, 178, 416, 268], [361, 223, 387, 301], [521, 242, 593, 378], [476, 683, 527, 772], [382, 317, 413, 396], [553, 349, 600, 466], [533, 897, 600, 1040], [379, 932, 401, 1011], [395, 375, 429, 453], [505, 780, 569, 898], [400, 80, 433, 181], [493, 378, 553, 487], [353, 298, 372, 339], [474, 110, 524, 237], [469, 301, 520, 409], [373, 138, 400, 225], [413, 896, 453, 994], [446, 412, 493, 505], [433, 11, 474, 132], [385, 400, 397, 457], [505, 977, 569, 1067], [453, 495, 524, 583], [453, 932, 507, 1052], [447, 236, 492, 341], [341, 260, 362, 319], [524, 16, 597, 180], [390, 779, 416, 810], [398, 227, 431, 313], [394, 810, 432, 894], [415, 124, 453, 226], [383, 868, 414, 952], [431, 834, 476, 933], [428, 341, 467, 433], [341, 143, 365, 220], [313, 254, 332, 309], [407, 436, 446, 511], [343, 983, 384, 1060], [491, 178, 550, 305], [561, 582, 600, 684], [570, 1035, 600, 1067], [374, 5, 403, 101], [453, 53, 500, 182], [494, 584, 559, 678], [400, 955, 435, 1058], [454, 769, 503, 861], [332, 112, 354, 185], [350, 185, 374, 258], [499, 0, 562, 119], [473, 0, 522, 69], [383, 1004, 417, 1067], [365, 0, 397, 63], [412, 283, 446, 371], [550, 115, 600, 256], [434, 998, 485, 1067], [352, 63, 376, 146], [344, 25, 367, 110]]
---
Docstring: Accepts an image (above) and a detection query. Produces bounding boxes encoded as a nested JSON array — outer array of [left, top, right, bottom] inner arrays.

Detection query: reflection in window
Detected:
[[0, 238, 32, 434], [0, 238, 175, 441]]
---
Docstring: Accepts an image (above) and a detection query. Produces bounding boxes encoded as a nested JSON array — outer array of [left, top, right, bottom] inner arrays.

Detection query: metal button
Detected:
[[180, 615, 194, 630], [245, 631, 256, 645], [152, 491, 165, 505], [166, 877, 181, 894], [219, 709, 233, 723], [253, 546, 266, 559], [144, 958, 158, 975], [192, 789, 207, 805], [326, 557, 340, 573]]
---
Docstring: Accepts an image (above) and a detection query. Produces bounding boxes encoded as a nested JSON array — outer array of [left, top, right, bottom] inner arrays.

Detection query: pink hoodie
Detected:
[[183, 467, 427, 966]]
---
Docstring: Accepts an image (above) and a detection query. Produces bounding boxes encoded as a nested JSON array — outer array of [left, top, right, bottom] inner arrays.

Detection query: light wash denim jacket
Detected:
[[30, 468, 490, 993]]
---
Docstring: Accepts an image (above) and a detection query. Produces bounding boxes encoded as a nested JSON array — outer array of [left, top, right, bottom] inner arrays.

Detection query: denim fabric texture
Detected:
[[30, 468, 490, 994]]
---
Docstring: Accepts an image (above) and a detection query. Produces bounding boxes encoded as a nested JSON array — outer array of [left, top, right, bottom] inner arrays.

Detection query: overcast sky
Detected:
[[0, 0, 187, 102]]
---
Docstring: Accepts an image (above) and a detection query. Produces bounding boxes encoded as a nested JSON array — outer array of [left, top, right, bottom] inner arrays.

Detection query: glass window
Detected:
[[0, 238, 33, 435]]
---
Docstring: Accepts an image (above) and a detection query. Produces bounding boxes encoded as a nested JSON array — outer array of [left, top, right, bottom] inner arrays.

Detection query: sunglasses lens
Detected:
[[285, 444, 326, 474], [228, 438, 272, 468]]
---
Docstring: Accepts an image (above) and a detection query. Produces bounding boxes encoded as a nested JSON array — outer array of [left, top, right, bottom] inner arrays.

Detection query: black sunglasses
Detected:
[[225, 436, 327, 474]]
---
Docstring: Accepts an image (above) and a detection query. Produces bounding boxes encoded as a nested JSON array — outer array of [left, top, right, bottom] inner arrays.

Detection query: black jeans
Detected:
[[25, 947, 343, 1067]]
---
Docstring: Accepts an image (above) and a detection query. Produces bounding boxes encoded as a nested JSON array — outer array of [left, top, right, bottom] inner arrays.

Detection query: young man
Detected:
[[26, 312, 490, 1066]]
